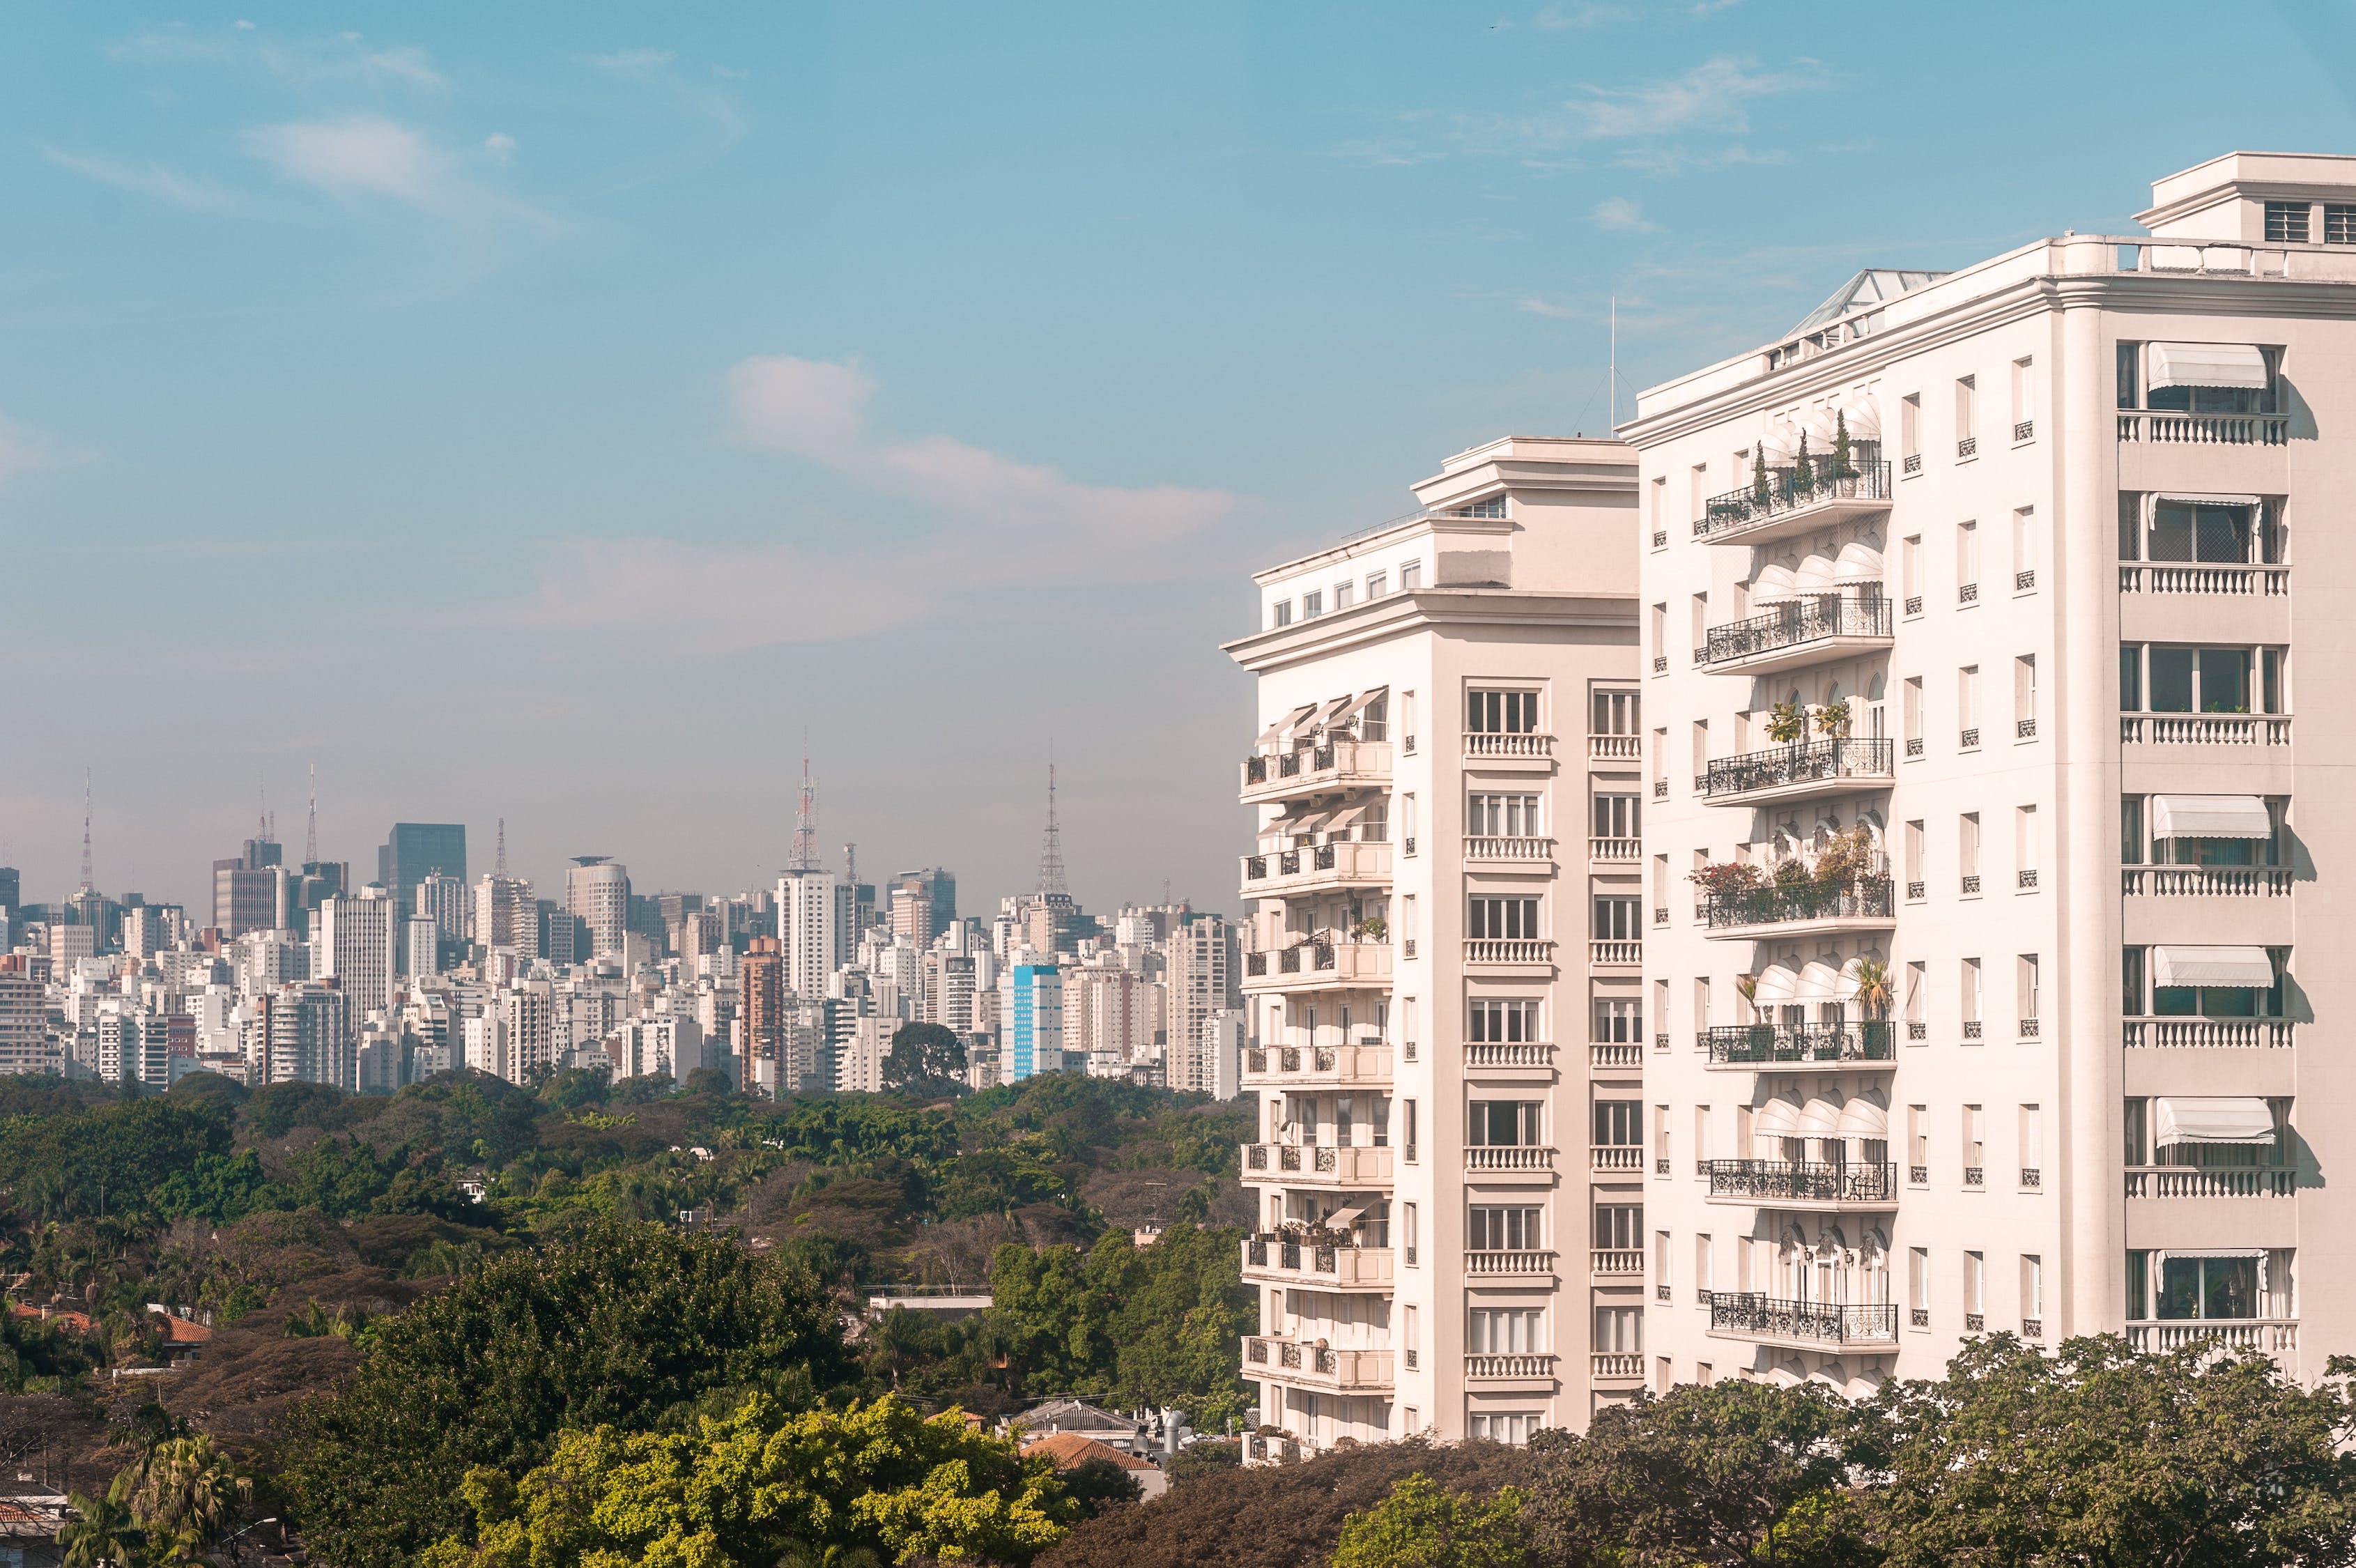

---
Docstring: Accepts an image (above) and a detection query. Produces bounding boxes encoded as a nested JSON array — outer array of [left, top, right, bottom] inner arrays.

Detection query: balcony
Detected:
[[1469, 1249, 1561, 1279], [1242, 1236, 1396, 1289], [1589, 1042, 1642, 1068], [1242, 1432, 1310, 1465], [1464, 836, 1557, 863], [1589, 836, 1640, 864], [1242, 1043, 1393, 1089], [1463, 1042, 1557, 1082], [1707, 1293, 1899, 1349], [1702, 1022, 1896, 1070], [1240, 1143, 1394, 1187], [2118, 564, 2289, 597], [1704, 1159, 1899, 1210], [1589, 734, 1642, 763], [2123, 1017, 2295, 1048], [1465, 1353, 1560, 1385], [1242, 940, 1392, 994], [2125, 1319, 2297, 1355], [1700, 738, 1893, 807], [2125, 1166, 2295, 1198], [1242, 1337, 1394, 1392], [1240, 840, 1392, 900], [1239, 739, 1392, 805], [1691, 460, 1893, 546], [2115, 411, 2290, 445], [2121, 866, 2293, 898], [1700, 876, 1895, 940], [1463, 939, 1558, 969], [1589, 940, 1642, 968], [1697, 596, 1895, 677], [2119, 714, 2293, 747], [1592, 1351, 1645, 1382], [1591, 1146, 1643, 1174], [1466, 1146, 1557, 1179], [1465, 732, 1555, 763]]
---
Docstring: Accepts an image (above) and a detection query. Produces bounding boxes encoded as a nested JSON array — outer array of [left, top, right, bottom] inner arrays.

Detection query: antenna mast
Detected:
[[789, 747, 819, 872], [1036, 761, 1068, 900], [79, 770, 93, 893], [305, 764, 318, 864]]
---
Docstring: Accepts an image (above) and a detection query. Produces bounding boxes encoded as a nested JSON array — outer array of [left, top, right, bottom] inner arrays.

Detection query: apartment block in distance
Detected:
[[1222, 436, 1641, 1459], [1625, 152, 2356, 1396]]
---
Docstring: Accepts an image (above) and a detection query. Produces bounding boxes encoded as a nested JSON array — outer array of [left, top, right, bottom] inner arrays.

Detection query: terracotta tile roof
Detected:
[[1022, 1432, 1160, 1473], [152, 1314, 212, 1344]]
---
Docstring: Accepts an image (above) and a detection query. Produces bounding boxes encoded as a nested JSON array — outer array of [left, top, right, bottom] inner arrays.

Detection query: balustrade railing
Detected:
[[2120, 714, 2293, 746], [2121, 866, 2293, 897], [2119, 563, 2289, 596], [2123, 1017, 2295, 1048], [2125, 1166, 2295, 1198]]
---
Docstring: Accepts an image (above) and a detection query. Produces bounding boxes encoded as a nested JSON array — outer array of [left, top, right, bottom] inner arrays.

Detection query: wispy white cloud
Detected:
[[242, 116, 557, 232], [588, 49, 678, 77], [109, 25, 450, 91], [0, 416, 92, 489], [40, 147, 232, 210], [496, 356, 1239, 654], [1568, 54, 1825, 139], [1593, 196, 1658, 232]]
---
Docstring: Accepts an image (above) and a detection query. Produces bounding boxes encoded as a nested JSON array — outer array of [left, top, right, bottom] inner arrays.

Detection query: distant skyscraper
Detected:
[[1001, 962, 1063, 1082], [565, 857, 629, 959], [777, 870, 840, 999], [740, 935, 786, 1093], [890, 868, 957, 943], [1166, 913, 1237, 1094], [318, 887, 396, 1024], [0, 868, 19, 913], [474, 872, 536, 955], [213, 833, 286, 939], [379, 824, 468, 921]]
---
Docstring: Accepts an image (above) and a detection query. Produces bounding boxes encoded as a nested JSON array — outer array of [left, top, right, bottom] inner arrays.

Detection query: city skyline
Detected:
[[5, 4, 2354, 921]]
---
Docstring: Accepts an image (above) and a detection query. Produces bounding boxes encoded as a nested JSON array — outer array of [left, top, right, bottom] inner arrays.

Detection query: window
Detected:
[[2266, 201, 2311, 243], [1649, 475, 1664, 536], [1272, 599, 1293, 629], [2121, 795, 2145, 865], [2017, 804, 2038, 885], [1470, 1206, 1542, 1250], [1904, 819, 1925, 895], [2011, 358, 2035, 433], [1470, 1100, 1543, 1146], [1401, 691, 1415, 747], [1592, 1100, 1641, 1148], [1592, 896, 1640, 941], [2015, 656, 2037, 736], [1693, 975, 1711, 1029], [1405, 1099, 1417, 1163], [1468, 1412, 1542, 1445], [1905, 963, 1926, 1028], [2020, 1104, 2042, 1181], [1960, 813, 1980, 888], [2155, 1254, 2261, 1321], [1461, 495, 1508, 518], [1695, 1233, 1714, 1294], [1400, 558, 1422, 591], [1302, 590, 1323, 619], [1403, 1201, 1418, 1264], [1956, 376, 1978, 449], [1594, 1204, 1641, 1250], [1472, 793, 1545, 837], [1694, 1104, 1711, 1162], [2145, 498, 2258, 564], [1593, 689, 1640, 735], [1691, 719, 1709, 779], [1650, 603, 1667, 669], [1333, 580, 1353, 610], [2330, 205, 2356, 245], [1366, 569, 1387, 599], [1592, 997, 1642, 1043], [1957, 521, 1978, 597], [2118, 493, 2142, 560], [1963, 958, 1983, 1028], [1964, 1105, 1985, 1174], [1401, 794, 1417, 854], [1901, 393, 1920, 461], [1908, 1104, 1927, 1171], [2013, 507, 2036, 583], [1910, 1247, 1931, 1322], [1966, 1251, 1987, 1319], [2120, 645, 2142, 710], [2124, 644, 2279, 714], [1472, 999, 1543, 1042], [1654, 1231, 1671, 1291], [1469, 897, 1540, 939], [2019, 955, 2040, 1024], [2022, 1255, 2043, 1325], [1404, 1305, 1419, 1368], [1594, 1306, 1643, 1353], [1960, 666, 1980, 743], [1469, 689, 1539, 734], [1903, 677, 1923, 754], [1690, 593, 1708, 658], [1902, 535, 1922, 605]]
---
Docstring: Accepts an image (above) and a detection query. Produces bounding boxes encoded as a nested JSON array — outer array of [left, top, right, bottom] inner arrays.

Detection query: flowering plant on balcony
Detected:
[[1766, 700, 1809, 744], [1689, 861, 1766, 897]]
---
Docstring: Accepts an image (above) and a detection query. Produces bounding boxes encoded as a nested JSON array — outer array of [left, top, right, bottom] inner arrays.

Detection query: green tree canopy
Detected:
[[419, 1392, 1074, 1568], [885, 1023, 967, 1086], [282, 1217, 850, 1568], [1330, 1473, 1532, 1568], [1852, 1334, 2356, 1568]]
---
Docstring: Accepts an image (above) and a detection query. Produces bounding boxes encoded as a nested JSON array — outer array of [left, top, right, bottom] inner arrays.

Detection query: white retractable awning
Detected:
[[1257, 703, 1318, 746], [1750, 563, 1799, 604], [1337, 686, 1389, 725], [1839, 392, 1883, 441], [2153, 945, 2276, 988], [2151, 795, 2272, 840], [2148, 341, 2270, 391], [2159, 1247, 2266, 1261], [2154, 492, 2263, 511], [2153, 1097, 2277, 1146], [1325, 1206, 1366, 1229], [1835, 1092, 1890, 1140], [1750, 965, 1800, 1007], [1792, 553, 1840, 594], [1759, 415, 1801, 463], [1753, 1097, 1803, 1137], [1803, 406, 1841, 447], [1832, 541, 1885, 584], [1309, 695, 1355, 730], [1794, 1095, 1845, 1137], [1795, 960, 1851, 1004]]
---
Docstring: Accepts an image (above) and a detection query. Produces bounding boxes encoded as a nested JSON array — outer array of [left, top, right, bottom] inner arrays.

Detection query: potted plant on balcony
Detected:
[[1815, 696, 1852, 737], [1831, 408, 1860, 485], [1751, 450, 1772, 508], [1353, 915, 1387, 942], [1791, 429, 1813, 495], [1851, 957, 1893, 1019], [1688, 861, 1765, 898], [1767, 700, 1809, 744]]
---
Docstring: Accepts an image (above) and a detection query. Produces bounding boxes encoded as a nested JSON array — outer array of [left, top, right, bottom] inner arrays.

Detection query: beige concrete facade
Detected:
[[1625, 153, 2356, 1393], [1223, 437, 1640, 1456]]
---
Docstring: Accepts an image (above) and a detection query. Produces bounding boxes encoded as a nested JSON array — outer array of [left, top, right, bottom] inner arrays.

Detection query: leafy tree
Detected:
[[285, 1135, 395, 1218], [1062, 1455, 1144, 1519], [885, 1023, 967, 1087], [148, 1148, 282, 1224], [1852, 1334, 2356, 1568], [1521, 1378, 1856, 1568], [0, 1099, 232, 1220], [419, 1392, 1075, 1568], [1331, 1473, 1533, 1568], [282, 1218, 849, 1568], [56, 1489, 141, 1568], [114, 1432, 252, 1559], [936, 1148, 1069, 1221]]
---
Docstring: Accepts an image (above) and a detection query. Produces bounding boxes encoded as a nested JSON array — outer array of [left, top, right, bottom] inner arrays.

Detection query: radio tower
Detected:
[[77, 770, 93, 893], [788, 748, 820, 872], [1036, 762, 1068, 902], [495, 817, 509, 877], [305, 764, 318, 864]]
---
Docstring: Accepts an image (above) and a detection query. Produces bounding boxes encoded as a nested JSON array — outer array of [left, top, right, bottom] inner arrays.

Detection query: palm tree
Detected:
[[1851, 958, 1893, 1021], [117, 1433, 251, 1559], [56, 1490, 141, 1568]]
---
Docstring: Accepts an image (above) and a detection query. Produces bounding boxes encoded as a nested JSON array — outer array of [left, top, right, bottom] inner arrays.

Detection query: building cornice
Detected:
[[1222, 588, 1635, 675]]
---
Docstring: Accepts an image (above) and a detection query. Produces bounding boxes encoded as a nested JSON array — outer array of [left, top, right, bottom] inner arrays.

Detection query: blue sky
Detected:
[[1, 2, 2350, 916]]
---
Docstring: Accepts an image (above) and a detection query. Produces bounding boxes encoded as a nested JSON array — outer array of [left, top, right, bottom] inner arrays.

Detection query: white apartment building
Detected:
[[1224, 436, 1641, 1458], [777, 869, 841, 1000], [1629, 152, 2356, 1393], [318, 887, 396, 1024], [567, 858, 630, 958]]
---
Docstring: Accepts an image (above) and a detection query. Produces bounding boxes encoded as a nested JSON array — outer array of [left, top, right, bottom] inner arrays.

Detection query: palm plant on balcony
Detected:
[[1851, 958, 1893, 1020], [1766, 700, 1808, 744]]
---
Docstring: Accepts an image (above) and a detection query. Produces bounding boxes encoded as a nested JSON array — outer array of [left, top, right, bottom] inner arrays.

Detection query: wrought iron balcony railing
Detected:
[[1701, 875, 1893, 931], [1702, 1022, 1895, 1067], [1707, 1291, 1899, 1346], [1693, 459, 1894, 540], [1700, 594, 1893, 667], [1704, 1159, 1899, 1204], [1702, 737, 1893, 801]]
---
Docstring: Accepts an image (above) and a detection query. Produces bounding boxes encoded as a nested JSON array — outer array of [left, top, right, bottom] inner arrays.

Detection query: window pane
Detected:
[[2147, 502, 2194, 562], [2205, 1256, 2258, 1320], [2120, 645, 2142, 710], [2194, 505, 2251, 564], [2157, 1257, 2201, 1319], [2199, 648, 2250, 712], [2116, 342, 2139, 410], [2148, 648, 2194, 712], [2118, 493, 2141, 560]]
